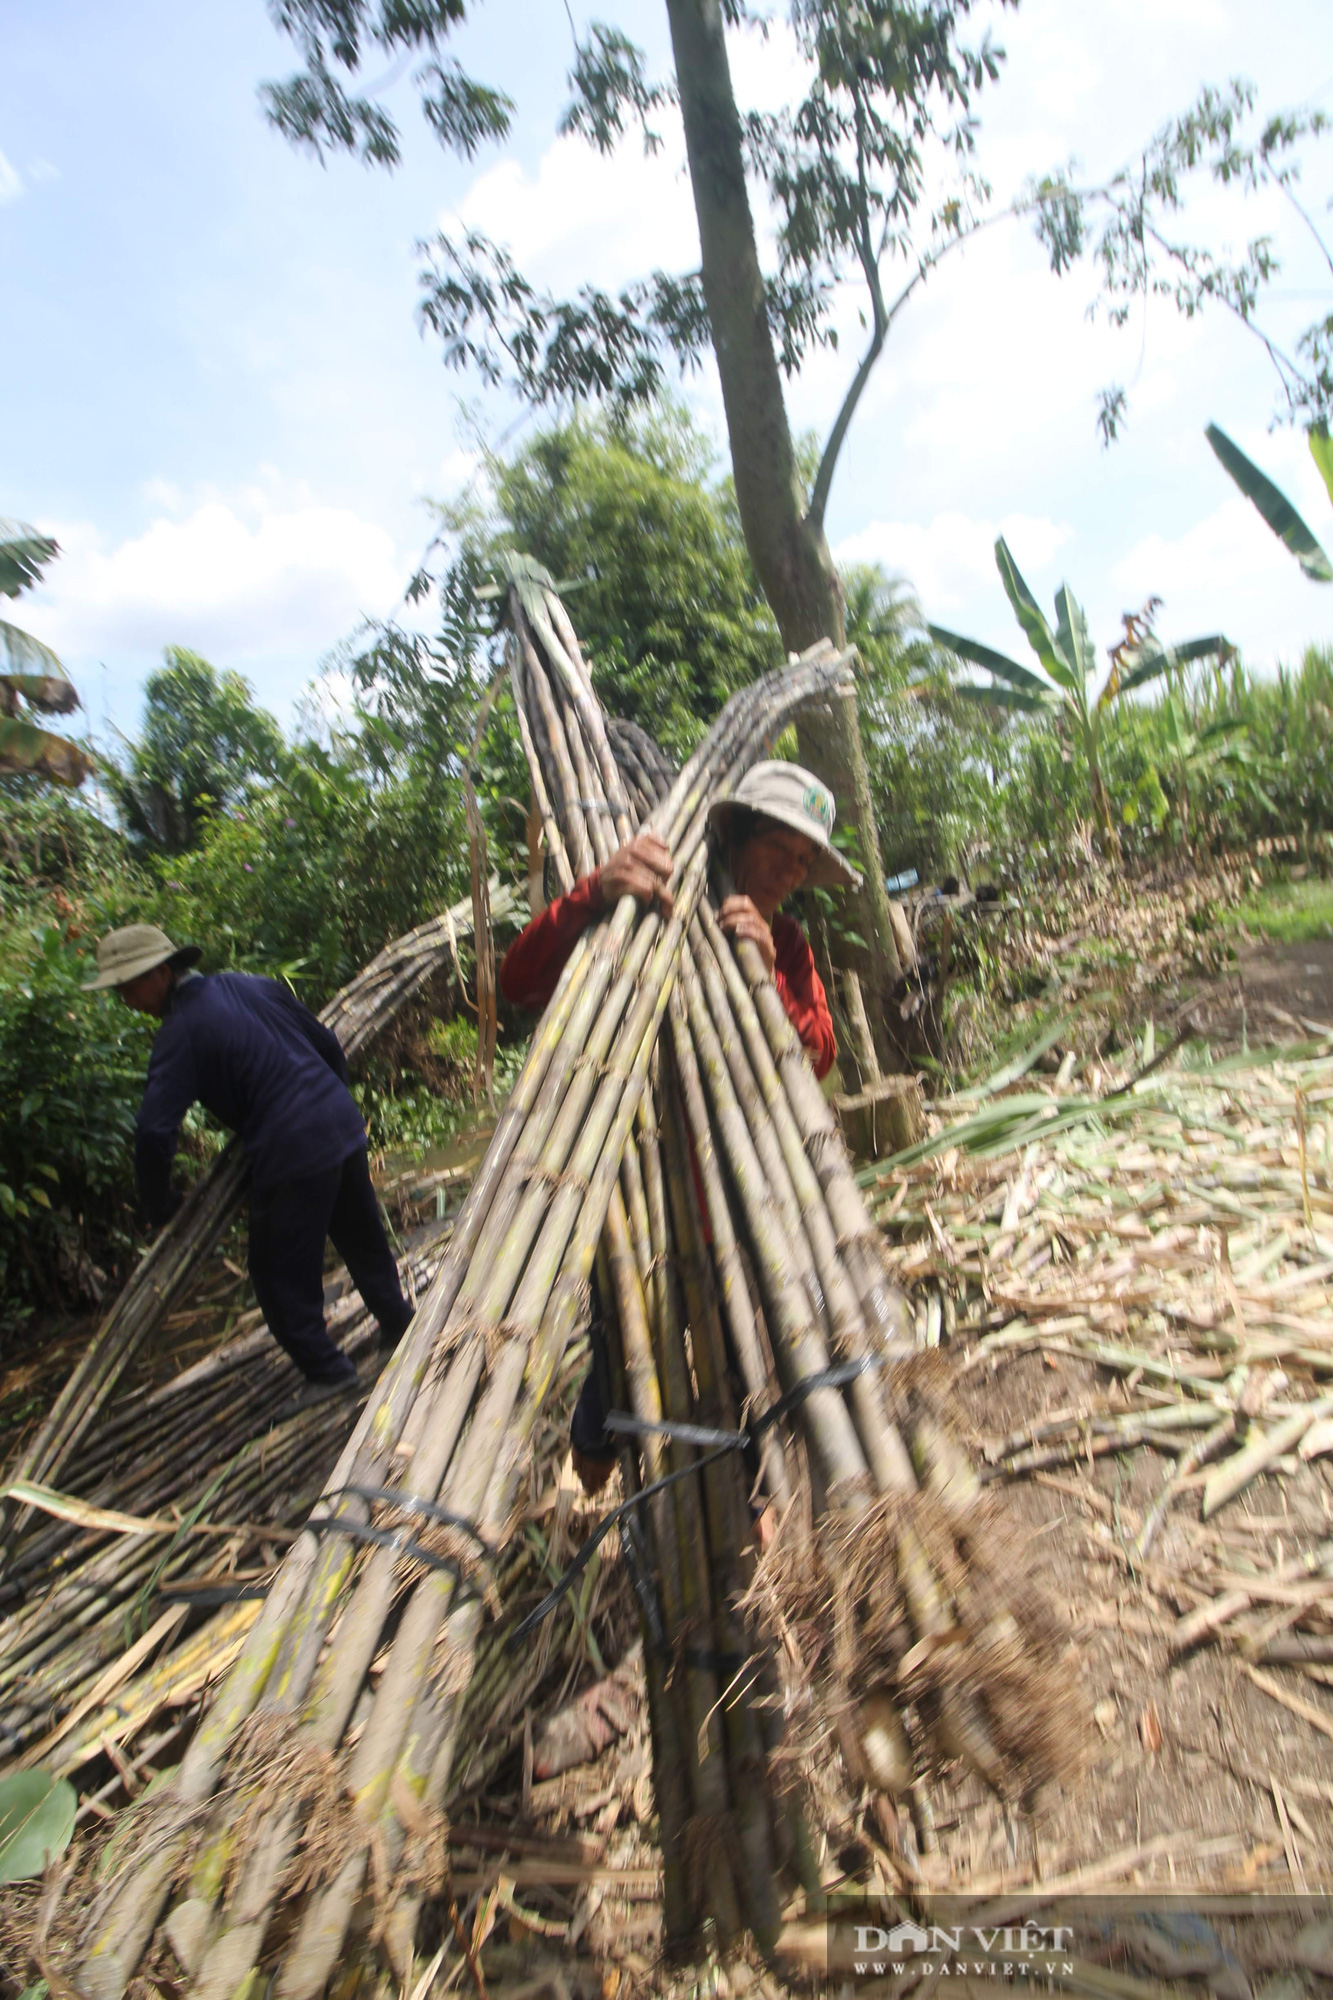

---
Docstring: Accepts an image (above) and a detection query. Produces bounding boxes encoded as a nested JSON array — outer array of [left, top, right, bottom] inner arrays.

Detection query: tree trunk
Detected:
[[665, 0, 904, 1061]]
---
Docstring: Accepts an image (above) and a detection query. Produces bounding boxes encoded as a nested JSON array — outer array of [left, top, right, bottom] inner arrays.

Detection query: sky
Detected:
[[4, 0, 1332, 751]]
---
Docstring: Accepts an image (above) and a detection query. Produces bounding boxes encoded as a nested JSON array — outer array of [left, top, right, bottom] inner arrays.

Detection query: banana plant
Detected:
[[0, 521, 92, 786], [1205, 421, 1333, 583], [929, 537, 1230, 850]]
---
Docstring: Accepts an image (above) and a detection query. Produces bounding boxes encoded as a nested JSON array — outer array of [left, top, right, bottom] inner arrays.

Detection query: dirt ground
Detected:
[[1239, 935, 1333, 1029], [941, 1348, 1333, 1896], [8, 917, 1333, 1997]]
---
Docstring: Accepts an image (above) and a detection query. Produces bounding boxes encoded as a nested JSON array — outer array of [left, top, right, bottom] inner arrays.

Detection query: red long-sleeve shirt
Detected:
[[500, 869, 837, 1080]]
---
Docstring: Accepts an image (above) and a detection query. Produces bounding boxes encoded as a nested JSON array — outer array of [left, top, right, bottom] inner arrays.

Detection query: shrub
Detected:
[[0, 925, 155, 1319]]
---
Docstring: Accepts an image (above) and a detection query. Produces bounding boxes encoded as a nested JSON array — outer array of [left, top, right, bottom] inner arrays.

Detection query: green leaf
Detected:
[[1206, 423, 1333, 583], [1113, 634, 1230, 696], [0, 522, 59, 599], [994, 537, 1075, 688], [951, 683, 1048, 715], [0, 714, 94, 787], [0, 1768, 77, 1884], [0, 622, 66, 680], [1310, 423, 1333, 511], [2, 669, 78, 714], [927, 624, 1052, 697], [1053, 584, 1093, 689]]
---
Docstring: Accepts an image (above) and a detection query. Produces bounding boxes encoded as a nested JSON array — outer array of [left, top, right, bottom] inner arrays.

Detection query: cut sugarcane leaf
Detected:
[[1206, 423, 1333, 583], [0, 1768, 77, 1884]]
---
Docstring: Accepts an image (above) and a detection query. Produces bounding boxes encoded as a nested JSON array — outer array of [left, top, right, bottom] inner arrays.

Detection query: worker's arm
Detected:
[[501, 834, 674, 1015], [269, 978, 350, 1083], [500, 873, 606, 1014], [134, 1019, 199, 1227], [771, 916, 838, 1081]]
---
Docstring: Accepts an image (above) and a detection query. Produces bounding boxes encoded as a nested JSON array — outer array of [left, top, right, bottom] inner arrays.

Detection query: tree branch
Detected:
[[809, 197, 1009, 530]]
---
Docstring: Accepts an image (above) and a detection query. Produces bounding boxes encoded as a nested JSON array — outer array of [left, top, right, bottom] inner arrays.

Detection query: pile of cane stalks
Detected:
[[867, 1036, 1333, 1671], [48, 566, 1074, 1998], [0, 881, 517, 1566]]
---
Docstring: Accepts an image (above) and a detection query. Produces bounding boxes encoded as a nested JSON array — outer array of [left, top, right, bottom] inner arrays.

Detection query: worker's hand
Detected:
[[719, 894, 776, 975], [599, 833, 674, 917]]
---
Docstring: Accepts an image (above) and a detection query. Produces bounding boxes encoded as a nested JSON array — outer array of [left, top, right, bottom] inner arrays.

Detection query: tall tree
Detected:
[[109, 647, 285, 853], [261, 0, 1015, 1040], [260, 4, 1329, 1042]]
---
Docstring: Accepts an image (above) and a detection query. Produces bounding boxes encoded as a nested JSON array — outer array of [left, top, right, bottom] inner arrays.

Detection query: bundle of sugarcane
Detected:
[[71, 630, 847, 1999], [25, 1332, 624, 1805], [0, 1221, 455, 1768], [0, 881, 518, 1560], [501, 566, 1078, 1924]]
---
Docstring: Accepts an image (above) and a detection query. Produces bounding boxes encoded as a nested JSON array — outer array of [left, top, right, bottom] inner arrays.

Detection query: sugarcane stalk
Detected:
[[674, 945, 870, 1501], [261, 856, 720, 1991], [165, 840, 715, 1987], [665, 988, 792, 1509], [658, 1069, 782, 1949], [75, 630, 874, 1992]]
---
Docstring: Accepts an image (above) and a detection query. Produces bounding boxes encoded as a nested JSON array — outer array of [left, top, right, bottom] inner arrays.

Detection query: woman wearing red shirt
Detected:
[[499, 760, 858, 1487]]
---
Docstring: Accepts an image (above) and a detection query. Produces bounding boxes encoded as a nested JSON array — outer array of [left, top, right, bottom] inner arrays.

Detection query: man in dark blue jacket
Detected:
[[85, 924, 412, 1390]]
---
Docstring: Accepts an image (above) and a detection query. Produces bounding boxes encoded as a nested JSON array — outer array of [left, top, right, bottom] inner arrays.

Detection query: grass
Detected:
[[1230, 875, 1333, 945]]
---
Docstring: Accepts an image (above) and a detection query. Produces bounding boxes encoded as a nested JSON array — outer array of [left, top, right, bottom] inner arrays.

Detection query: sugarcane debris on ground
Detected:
[[8, 969, 1333, 1992], [6, 578, 1333, 1992]]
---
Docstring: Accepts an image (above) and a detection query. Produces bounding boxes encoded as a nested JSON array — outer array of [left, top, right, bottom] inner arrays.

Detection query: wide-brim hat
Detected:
[[707, 760, 861, 891], [83, 924, 201, 990]]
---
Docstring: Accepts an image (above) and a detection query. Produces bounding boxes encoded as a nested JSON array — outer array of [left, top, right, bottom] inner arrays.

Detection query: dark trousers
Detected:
[[248, 1147, 413, 1384]]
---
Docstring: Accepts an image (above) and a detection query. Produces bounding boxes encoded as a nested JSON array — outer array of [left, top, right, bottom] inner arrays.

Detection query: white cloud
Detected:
[[0, 150, 22, 205], [24, 487, 411, 705], [447, 127, 699, 298], [1112, 498, 1333, 671], [837, 511, 1074, 624]]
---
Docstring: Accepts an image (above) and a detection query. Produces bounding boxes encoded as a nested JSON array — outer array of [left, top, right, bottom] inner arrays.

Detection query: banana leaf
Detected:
[[0, 621, 66, 680], [1309, 422, 1333, 510], [1206, 423, 1333, 584], [927, 624, 1052, 698], [1106, 633, 1231, 699], [995, 536, 1078, 691], [2, 670, 78, 714], [0, 715, 94, 786], [1053, 584, 1093, 691], [951, 682, 1048, 715], [0, 522, 59, 599]]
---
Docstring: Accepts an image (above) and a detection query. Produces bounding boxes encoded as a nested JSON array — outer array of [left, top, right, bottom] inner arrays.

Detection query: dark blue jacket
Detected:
[[135, 971, 365, 1225]]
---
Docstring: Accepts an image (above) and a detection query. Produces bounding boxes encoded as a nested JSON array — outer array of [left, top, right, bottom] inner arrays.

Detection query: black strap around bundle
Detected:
[[508, 1350, 885, 1647], [306, 1484, 497, 1602]]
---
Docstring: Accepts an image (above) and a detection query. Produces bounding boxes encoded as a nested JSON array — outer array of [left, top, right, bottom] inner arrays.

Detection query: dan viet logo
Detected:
[[850, 1921, 1076, 1979]]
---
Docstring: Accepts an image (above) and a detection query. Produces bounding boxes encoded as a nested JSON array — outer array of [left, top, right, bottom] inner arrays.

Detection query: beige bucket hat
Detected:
[[707, 760, 861, 890], [83, 924, 201, 991]]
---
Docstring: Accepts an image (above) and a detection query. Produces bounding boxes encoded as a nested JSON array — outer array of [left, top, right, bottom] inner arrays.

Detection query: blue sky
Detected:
[[4, 0, 1332, 750]]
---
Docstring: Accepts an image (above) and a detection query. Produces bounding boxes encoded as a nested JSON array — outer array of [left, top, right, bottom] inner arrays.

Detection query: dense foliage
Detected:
[[0, 923, 153, 1313], [3, 407, 1330, 1330], [485, 409, 782, 754]]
